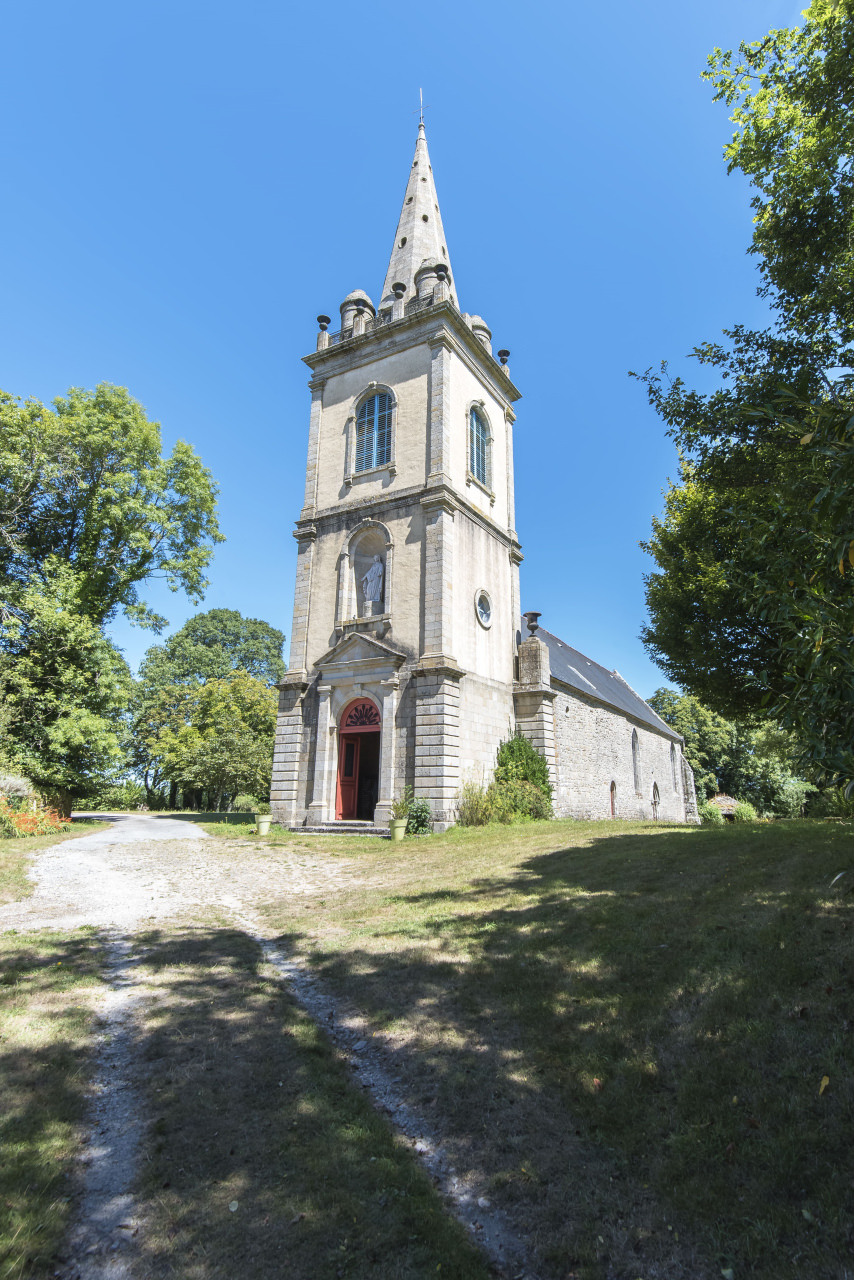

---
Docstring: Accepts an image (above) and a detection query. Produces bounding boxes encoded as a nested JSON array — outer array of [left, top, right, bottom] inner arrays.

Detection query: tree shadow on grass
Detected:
[[128, 927, 491, 1280], [272, 823, 854, 1280], [0, 932, 102, 1280]]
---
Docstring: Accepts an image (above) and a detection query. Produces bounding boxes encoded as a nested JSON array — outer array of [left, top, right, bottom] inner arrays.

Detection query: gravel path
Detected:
[[7, 815, 534, 1279], [0, 812, 355, 933]]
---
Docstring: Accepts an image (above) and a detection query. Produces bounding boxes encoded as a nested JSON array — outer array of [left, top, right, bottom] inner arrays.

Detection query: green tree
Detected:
[[144, 671, 278, 811], [131, 609, 285, 803], [0, 382, 225, 804], [647, 689, 733, 799], [648, 688, 814, 815], [635, 1, 854, 782], [138, 608, 286, 689], [640, 461, 781, 718], [0, 383, 223, 630], [704, 0, 854, 342], [0, 561, 131, 812]]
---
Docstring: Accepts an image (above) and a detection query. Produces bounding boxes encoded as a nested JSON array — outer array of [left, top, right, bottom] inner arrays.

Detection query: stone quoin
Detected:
[[270, 123, 699, 831]]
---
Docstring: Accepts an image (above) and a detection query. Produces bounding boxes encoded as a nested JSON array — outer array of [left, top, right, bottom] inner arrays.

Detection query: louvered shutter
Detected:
[[355, 393, 393, 472], [375, 393, 391, 466], [355, 399, 373, 472], [470, 409, 487, 485]]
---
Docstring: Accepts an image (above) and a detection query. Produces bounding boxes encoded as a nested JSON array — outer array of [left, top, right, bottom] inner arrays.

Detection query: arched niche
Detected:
[[336, 520, 394, 626]]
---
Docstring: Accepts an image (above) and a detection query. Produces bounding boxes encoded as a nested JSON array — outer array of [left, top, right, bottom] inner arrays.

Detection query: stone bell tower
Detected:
[[271, 123, 523, 831]]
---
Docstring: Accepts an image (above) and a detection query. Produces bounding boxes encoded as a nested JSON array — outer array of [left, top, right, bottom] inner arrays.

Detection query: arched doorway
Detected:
[[336, 699, 381, 821]]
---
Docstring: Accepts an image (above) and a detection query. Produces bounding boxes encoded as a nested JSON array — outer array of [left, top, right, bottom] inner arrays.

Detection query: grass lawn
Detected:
[[0, 928, 104, 1280], [251, 817, 854, 1280], [196, 817, 391, 846], [132, 925, 491, 1279], [0, 822, 110, 906]]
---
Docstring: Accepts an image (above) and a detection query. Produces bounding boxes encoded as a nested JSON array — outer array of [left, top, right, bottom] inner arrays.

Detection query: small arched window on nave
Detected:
[[631, 729, 642, 795], [652, 782, 660, 821], [469, 406, 489, 486], [355, 393, 392, 473], [670, 742, 679, 790], [610, 780, 617, 818]]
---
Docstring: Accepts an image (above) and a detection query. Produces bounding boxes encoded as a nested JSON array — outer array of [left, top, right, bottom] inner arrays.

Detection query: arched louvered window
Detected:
[[632, 729, 642, 795], [355, 393, 392, 473], [469, 407, 489, 486]]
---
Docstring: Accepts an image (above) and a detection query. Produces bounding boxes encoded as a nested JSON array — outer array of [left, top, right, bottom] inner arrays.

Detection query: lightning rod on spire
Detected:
[[412, 89, 430, 123]]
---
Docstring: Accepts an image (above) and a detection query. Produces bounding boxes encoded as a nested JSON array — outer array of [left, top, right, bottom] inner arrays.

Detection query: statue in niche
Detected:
[[361, 555, 384, 611]]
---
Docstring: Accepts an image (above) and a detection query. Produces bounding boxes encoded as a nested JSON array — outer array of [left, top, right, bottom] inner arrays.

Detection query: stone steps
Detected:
[[289, 821, 390, 838]]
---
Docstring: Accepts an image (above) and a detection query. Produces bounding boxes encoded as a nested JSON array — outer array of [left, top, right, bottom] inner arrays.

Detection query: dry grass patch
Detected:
[[132, 926, 491, 1279], [0, 928, 104, 1279], [257, 818, 854, 1280], [0, 822, 110, 905], [196, 816, 391, 852]]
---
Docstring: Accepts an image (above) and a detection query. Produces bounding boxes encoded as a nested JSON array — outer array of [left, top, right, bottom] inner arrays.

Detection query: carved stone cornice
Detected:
[[514, 682, 557, 702], [427, 327, 455, 355], [301, 301, 521, 407], [420, 484, 458, 517], [292, 522, 317, 542], [413, 654, 466, 681], [276, 670, 311, 707]]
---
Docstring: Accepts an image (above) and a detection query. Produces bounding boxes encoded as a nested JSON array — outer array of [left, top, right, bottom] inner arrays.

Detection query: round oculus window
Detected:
[[475, 589, 493, 629]]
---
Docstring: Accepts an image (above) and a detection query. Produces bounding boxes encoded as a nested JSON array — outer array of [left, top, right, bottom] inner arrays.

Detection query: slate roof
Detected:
[[535, 626, 681, 742]]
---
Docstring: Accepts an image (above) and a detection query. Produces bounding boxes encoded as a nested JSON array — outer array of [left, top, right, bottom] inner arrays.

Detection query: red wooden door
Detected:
[[336, 734, 360, 819]]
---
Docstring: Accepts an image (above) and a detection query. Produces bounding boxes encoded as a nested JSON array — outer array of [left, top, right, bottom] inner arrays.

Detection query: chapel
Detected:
[[270, 124, 699, 830]]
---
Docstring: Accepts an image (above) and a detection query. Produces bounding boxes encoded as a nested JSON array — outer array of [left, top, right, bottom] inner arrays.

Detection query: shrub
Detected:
[[232, 793, 261, 812], [456, 776, 552, 827], [809, 786, 854, 819], [732, 800, 759, 823], [490, 778, 552, 823], [699, 801, 725, 826], [0, 796, 72, 839], [495, 732, 553, 801], [406, 797, 432, 835], [0, 774, 36, 804], [75, 780, 147, 811], [456, 780, 494, 827]]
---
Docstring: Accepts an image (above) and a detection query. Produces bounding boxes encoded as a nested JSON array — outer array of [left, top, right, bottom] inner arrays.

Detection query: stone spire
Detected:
[[380, 123, 458, 310]]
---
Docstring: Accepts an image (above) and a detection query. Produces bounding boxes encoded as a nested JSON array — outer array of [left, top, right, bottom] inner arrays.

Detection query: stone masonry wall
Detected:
[[552, 684, 688, 822], [457, 673, 516, 786], [411, 665, 462, 829]]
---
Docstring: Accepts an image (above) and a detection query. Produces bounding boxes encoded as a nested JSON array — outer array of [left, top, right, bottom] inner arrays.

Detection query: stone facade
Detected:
[[552, 689, 688, 822], [270, 123, 699, 831]]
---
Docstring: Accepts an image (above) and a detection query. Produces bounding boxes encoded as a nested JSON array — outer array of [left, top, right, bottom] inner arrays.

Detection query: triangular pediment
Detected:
[[315, 631, 407, 673]]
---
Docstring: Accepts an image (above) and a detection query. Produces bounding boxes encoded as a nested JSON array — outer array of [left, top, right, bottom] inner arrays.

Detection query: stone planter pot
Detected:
[[255, 814, 272, 836], [389, 818, 407, 843]]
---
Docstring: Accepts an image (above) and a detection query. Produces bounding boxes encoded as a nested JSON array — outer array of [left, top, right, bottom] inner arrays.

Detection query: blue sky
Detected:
[[1, 0, 800, 696]]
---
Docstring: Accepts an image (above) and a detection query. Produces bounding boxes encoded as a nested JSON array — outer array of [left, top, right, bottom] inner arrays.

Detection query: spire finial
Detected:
[[413, 88, 429, 129]]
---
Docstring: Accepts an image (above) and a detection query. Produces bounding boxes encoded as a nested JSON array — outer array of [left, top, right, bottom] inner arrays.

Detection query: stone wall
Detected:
[[551, 683, 689, 822], [457, 672, 516, 784]]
